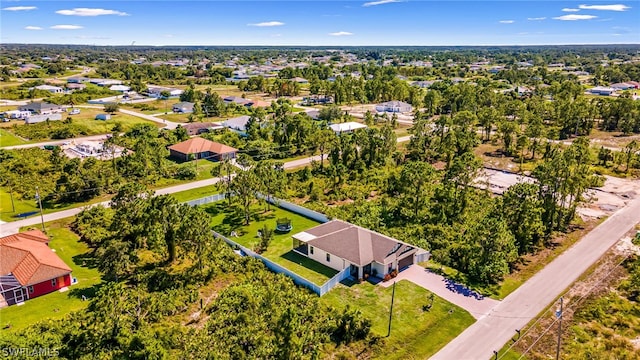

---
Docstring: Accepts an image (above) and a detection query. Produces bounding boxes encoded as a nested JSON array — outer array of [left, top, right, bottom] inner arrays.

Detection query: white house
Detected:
[[109, 85, 131, 93], [33, 85, 64, 94], [146, 85, 183, 98], [4, 110, 32, 119], [292, 220, 429, 279], [328, 122, 367, 134], [375, 100, 413, 113], [589, 86, 617, 96], [222, 115, 251, 134]]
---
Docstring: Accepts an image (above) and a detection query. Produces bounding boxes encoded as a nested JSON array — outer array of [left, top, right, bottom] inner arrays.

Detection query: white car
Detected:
[[69, 108, 81, 115]]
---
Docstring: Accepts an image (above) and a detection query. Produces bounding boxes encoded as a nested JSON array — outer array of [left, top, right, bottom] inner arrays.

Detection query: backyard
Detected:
[[0, 128, 28, 147], [321, 280, 476, 359], [204, 201, 337, 285], [0, 219, 102, 337]]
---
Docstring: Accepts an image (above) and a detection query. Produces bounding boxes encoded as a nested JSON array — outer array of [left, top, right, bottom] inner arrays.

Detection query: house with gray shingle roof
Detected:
[[292, 220, 429, 279]]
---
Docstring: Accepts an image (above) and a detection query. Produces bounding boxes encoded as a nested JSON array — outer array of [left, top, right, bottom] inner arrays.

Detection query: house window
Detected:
[[28, 286, 34, 294], [310, 246, 314, 255], [326, 253, 331, 262], [51, 278, 57, 287]]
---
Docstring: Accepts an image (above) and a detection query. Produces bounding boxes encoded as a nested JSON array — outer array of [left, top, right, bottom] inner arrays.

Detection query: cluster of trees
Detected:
[[0, 124, 193, 206]]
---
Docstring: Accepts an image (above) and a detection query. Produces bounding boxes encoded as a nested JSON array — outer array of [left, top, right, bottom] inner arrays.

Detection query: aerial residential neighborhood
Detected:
[[0, 1, 640, 359]]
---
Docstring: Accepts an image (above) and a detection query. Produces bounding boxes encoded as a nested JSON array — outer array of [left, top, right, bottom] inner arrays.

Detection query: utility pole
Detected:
[[387, 281, 396, 337], [35, 186, 45, 232], [9, 182, 15, 213], [555, 297, 564, 360]]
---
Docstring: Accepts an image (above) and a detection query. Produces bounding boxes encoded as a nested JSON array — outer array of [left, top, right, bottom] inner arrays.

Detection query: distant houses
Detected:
[[168, 137, 238, 162], [375, 100, 413, 113], [222, 115, 252, 134], [181, 122, 224, 136], [32, 84, 64, 94], [173, 102, 195, 113], [146, 85, 183, 98], [589, 86, 617, 96], [329, 122, 367, 134], [19, 102, 64, 115]]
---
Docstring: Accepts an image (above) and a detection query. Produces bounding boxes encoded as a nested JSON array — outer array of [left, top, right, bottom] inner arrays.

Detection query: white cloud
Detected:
[[247, 21, 285, 27], [578, 4, 630, 11], [562, 8, 580, 12], [499, 20, 515, 24], [55, 8, 129, 16], [24, 26, 42, 30], [2, 6, 37, 11], [362, 0, 403, 7], [553, 14, 598, 20], [527, 17, 546, 21], [50, 24, 83, 30], [329, 31, 353, 36]]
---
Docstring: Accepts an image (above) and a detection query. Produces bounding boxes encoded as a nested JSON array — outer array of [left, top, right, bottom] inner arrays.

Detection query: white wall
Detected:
[[308, 246, 347, 272], [372, 262, 387, 277]]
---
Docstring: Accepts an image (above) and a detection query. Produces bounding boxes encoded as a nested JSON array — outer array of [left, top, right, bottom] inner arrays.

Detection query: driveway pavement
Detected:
[[379, 265, 500, 319]]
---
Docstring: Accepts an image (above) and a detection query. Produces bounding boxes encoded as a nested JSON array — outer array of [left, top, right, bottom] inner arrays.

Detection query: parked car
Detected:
[[69, 108, 81, 115]]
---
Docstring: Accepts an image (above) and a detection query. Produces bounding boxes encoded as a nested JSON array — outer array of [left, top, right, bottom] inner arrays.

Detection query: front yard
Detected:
[[321, 280, 476, 359], [0, 219, 101, 336], [204, 202, 337, 285]]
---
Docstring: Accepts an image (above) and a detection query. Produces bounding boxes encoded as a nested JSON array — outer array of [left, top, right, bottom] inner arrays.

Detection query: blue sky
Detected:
[[1, 1, 639, 46]]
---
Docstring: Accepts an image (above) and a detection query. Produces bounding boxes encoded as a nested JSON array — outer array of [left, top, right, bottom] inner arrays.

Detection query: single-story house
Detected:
[[0, 230, 73, 307], [589, 86, 617, 96], [109, 85, 131, 92], [411, 80, 437, 89], [375, 100, 413, 113], [182, 122, 224, 136], [305, 109, 320, 120], [292, 220, 428, 279], [66, 83, 86, 91], [224, 96, 252, 106], [90, 79, 122, 87], [222, 115, 251, 134], [610, 82, 638, 90], [168, 137, 238, 161], [95, 114, 111, 121], [25, 113, 62, 124], [18, 102, 65, 115], [292, 77, 309, 84], [33, 85, 64, 94], [4, 110, 32, 119], [146, 85, 183, 98], [173, 102, 195, 113], [329, 122, 367, 134]]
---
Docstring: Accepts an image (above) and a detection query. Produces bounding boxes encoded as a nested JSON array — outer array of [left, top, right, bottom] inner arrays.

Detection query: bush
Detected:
[[175, 165, 197, 180]]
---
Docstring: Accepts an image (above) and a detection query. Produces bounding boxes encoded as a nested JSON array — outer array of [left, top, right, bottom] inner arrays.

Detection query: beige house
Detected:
[[292, 220, 428, 279]]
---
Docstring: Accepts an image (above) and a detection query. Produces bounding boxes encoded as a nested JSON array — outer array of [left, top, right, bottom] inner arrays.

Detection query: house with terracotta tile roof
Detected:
[[292, 220, 429, 279], [168, 137, 238, 162], [0, 230, 73, 307]]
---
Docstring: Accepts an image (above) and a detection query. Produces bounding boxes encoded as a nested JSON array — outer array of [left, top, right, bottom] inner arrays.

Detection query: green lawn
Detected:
[[0, 128, 28, 147], [321, 280, 476, 359], [0, 219, 101, 336], [204, 202, 336, 285]]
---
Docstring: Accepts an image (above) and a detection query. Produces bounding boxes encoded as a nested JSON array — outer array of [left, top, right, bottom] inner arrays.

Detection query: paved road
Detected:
[[1, 134, 112, 150], [380, 265, 500, 319], [0, 177, 223, 236], [117, 108, 180, 129], [431, 195, 640, 360]]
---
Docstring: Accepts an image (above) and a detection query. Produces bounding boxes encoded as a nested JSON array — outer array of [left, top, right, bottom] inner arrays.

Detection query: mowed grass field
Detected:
[[321, 280, 476, 359], [0, 128, 28, 146], [0, 219, 102, 336]]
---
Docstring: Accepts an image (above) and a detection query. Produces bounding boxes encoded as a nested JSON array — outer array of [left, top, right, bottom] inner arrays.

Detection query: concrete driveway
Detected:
[[379, 265, 500, 319]]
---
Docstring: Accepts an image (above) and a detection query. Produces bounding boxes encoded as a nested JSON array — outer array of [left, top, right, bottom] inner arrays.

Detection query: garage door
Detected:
[[398, 255, 413, 270]]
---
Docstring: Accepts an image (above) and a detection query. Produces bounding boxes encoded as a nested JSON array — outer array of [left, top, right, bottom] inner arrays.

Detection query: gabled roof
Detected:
[[168, 137, 238, 155], [18, 102, 62, 113], [294, 220, 417, 266], [0, 230, 72, 286]]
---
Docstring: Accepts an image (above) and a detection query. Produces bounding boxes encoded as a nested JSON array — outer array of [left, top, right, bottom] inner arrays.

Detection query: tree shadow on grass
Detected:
[[72, 252, 98, 269], [280, 250, 338, 279], [67, 282, 104, 301]]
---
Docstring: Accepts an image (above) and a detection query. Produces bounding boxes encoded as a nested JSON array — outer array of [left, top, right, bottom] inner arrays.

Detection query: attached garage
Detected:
[[398, 254, 414, 270]]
